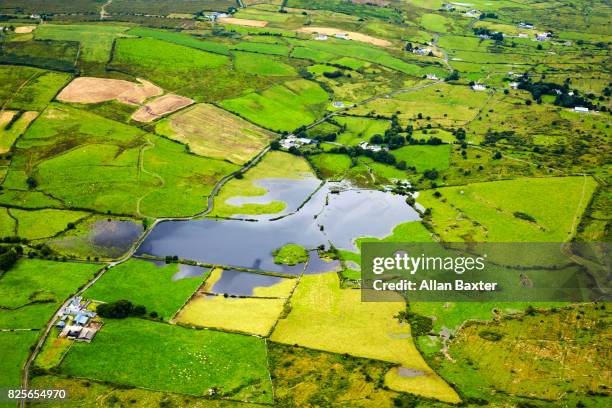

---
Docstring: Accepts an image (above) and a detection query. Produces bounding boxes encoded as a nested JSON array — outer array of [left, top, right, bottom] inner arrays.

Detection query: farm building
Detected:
[[280, 136, 313, 149], [574, 107, 589, 113], [358, 141, 387, 152], [472, 84, 487, 91]]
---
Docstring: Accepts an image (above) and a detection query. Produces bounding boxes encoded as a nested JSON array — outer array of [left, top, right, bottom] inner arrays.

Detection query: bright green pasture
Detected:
[[3, 104, 237, 217], [287, 38, 444, 77], [84, 259, 205, 320], [127, 27, 230, 55], [308, 153, 353, 180], [233, 41, 291, 56], [11, 208, 89, 240], [0, 257, 99, 386], [35, 24, 129, 62], [0, 111, 38, 154], [0, 66, 71, 111], [59, 318, 273, 403], [0, 258, 99, 309], [220, 79, 328, 132], [233, 52, 297, 76], [419, 176, 597, 242], [349, 82, 490, 128], [393, 145, 451, 172], [0, 331, 41, 390], [334, 116, 390, 146], [110, 37, 232, 99], [420, 13, 451, 33]]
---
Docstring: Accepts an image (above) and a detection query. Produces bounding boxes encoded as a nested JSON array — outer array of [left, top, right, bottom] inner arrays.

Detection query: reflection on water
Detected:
[[209, 269, 287, 296], [91, 220, 143, 250], [137, 182, 420, 273], [172, 263, 209, 281], [227, 177, 321, 220]]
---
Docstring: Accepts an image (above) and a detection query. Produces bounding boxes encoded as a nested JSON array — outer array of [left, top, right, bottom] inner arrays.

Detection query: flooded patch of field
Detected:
[[51, 217, 143, 259], [207, 269, 289, 296], [229, 177, 321, 220]]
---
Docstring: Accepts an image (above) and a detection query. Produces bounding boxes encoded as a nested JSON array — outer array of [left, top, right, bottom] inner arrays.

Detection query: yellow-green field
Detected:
[[270, 272, 460, 402], [176, 295, 287, 336]]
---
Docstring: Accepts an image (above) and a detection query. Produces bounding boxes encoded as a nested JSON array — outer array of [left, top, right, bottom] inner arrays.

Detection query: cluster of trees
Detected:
[[394, 309, 434, 336], [445, 70, 460, 81], [323, 70, 343, 79], [479, 12, 498, 19], [472, 27, 504, 42], [0, 245, 21, 273], [97, 299, 148, 319], [517, 75, 608, 111]]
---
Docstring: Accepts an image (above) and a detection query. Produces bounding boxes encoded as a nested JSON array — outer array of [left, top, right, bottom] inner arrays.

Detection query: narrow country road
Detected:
[[100, 0, 112, 20]]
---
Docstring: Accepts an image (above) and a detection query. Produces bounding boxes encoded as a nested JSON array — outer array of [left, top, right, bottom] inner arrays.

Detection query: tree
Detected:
[[396, 160, 407, 170], [270, 140, 280, 150], [454, 128, 466, 141], [369, 134, 384, 144], [97, 300, 135, 319], [423, 169, 439, 180], [445, 70, 460, 81], [26, 176, 37, 190], [493, 151, 502, 159]]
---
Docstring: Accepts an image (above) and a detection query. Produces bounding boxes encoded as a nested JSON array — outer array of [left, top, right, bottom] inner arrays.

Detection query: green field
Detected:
[[334, 116, 391, 146], [393, 145, 451, 172], [35, 24, 129, 63], [84, 259, 205, 320], [0, 259, 100, 391], [419, 176, 597, 242], [0, 259, 99, 310], [233, 41, 291, 56], [0, 66, 71, 111], [220, 79, 329, 132], [0, 39, 79, 72], [435, 304, 611, 406], [10, 208, 89, 241], [308, 153, 353, 180], [0, 111, 38, 154], [127, 27, 230, 55], [59, 318, 273, 402], [233, 52, 297, 76], [0, 1, 609, 406]]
